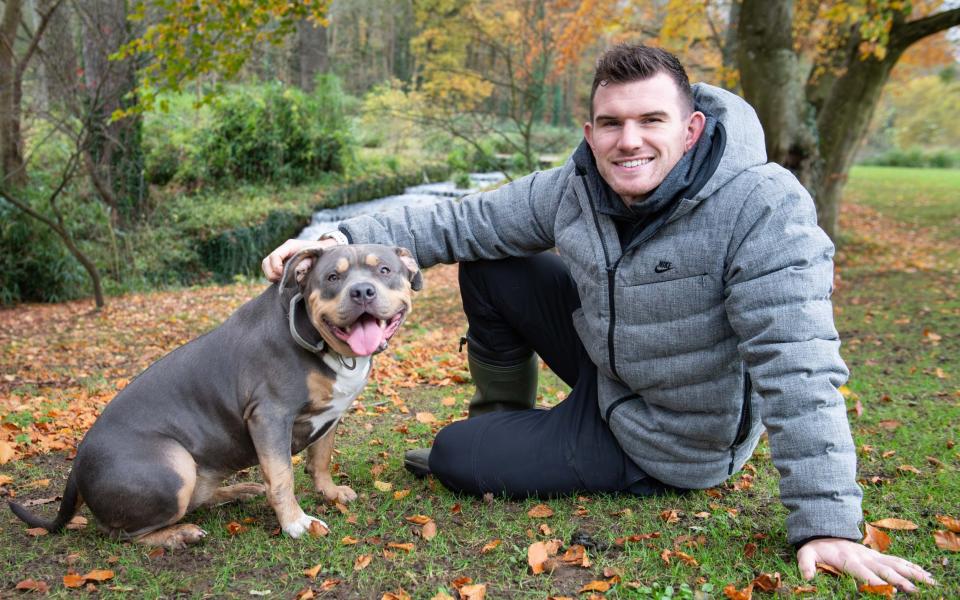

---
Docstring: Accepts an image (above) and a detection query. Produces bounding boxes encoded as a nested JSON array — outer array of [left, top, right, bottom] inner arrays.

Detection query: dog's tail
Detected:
[[9, 469, 82, 534]]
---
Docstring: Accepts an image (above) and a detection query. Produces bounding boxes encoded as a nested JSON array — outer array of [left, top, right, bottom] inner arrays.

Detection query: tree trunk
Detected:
[[79, 0, 146, 226], [1, 0, 27, 186], [37, 0, 79, 109], [737, 1, 960, 241], [293, 19, 329, 91]]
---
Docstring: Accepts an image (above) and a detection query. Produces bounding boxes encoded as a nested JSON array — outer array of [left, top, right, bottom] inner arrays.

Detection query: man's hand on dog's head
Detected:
[[262, 238, 340, 282]]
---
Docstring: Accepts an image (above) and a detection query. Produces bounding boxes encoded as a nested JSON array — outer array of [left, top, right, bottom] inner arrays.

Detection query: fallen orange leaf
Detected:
[[308, 521, 329, 538], [897, 464, 922, 475], [936, 515, 960, 533], [63, 573, 85, 588], [862, 523, 891, 552], [0, 440, 15, 464], [792, 585, 817, 594], [815, 562, 843, 576], [295, 588, 315, 600], [405, 514, 433, 525], [387, 542, 415, 553], [15, 579, 49, 593], [750, 572, 781, 592], [303, 564, 322, 579], [82, 570, 114, 582], [225, 521, 247, 536], [870, 518, 918, 530], [858, 583, 895, 598], [659, 509, 680, 523], [450, 576, 472, 588], [933, 530, 960, 551], [381, 590, 411, 600], [319, 578, 342, 591], [373, 480, 393, 492], [459, 583, 487, 600], [722, 583, 753, 600], [421, 520, 437, 540], [415, 412, 437, 423], [527, 504, 554, 518], [578, 580, 611, 593], [393, 489, 411, 500], [341, 536, 360, 545], [354, 554, 373, 571], [481, 539, 501, 554]]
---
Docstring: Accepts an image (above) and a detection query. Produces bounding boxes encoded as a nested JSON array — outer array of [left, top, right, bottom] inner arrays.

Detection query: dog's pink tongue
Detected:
[[346, 316, 385, 356]]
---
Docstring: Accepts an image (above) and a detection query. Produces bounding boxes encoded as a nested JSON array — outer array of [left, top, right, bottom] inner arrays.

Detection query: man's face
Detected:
[[584, 73, 706, 206]]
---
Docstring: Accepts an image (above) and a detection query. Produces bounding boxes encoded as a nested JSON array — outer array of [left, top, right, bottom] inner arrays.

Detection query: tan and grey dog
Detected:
[[9, 244, 421, 549]]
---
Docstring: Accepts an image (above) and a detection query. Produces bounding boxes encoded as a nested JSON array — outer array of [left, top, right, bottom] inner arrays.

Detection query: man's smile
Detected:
[[615, 157, 654, 168]]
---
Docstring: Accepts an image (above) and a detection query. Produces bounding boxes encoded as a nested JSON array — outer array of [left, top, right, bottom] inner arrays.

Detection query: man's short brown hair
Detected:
[[590, 44, 694, 120]]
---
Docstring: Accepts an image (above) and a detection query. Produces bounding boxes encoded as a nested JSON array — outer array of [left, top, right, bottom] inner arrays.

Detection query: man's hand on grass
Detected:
[[261, 238, 339, 282], [797, 537, 936, 593]]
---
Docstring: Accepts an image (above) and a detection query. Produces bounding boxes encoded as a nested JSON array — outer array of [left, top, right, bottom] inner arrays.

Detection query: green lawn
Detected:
[[1, 166, 958, 598]]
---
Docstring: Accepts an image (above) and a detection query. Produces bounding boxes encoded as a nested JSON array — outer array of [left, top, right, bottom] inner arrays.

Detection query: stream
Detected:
[[297, 172, 507, 240]]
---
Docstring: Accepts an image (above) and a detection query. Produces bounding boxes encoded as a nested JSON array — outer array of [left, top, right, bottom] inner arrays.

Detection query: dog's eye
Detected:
[[327, 273, 340, 282], [379, 265, 391, 275]]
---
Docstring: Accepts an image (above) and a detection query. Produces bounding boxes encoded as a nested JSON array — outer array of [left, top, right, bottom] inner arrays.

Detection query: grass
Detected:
[[1, 167, 958, 598]]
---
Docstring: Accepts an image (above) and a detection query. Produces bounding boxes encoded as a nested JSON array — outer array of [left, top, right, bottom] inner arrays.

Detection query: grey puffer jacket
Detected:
[[339, 83, 863, 545]]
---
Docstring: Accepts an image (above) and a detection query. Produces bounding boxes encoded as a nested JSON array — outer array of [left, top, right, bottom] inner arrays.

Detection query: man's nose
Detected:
[[617, 120, 643, 151]]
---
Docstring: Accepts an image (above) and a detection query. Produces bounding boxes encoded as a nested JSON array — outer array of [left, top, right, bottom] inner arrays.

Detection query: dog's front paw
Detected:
[[283, 513, 329, 539], [318, 483, 358, 504]]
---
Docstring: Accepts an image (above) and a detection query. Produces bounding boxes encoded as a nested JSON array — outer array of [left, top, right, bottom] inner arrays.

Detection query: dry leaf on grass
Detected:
[[480, 539, 501, 554], [415, 412, 437, 423], [405, 515, 432, 525], [63, 573, 86, 589], [579, 580, 611, 593], [870, 518, 918, 530], [862, 523, 891, 552], [858, 583, 895, 598], [421, 520, 438, 540], [303, 564, 322, 579], [933, 530, 960, 551], [722, 583, 753, 600], [308, 521, 329, 538], [459, 584, 486, 600], [527, 503, 554, 518], [393, 489, 411, 500], [354, 554, 372, 571], [294, 588, 315, 600], [815, 562, 843, 576], [750, 572, 782, 592], [936, 514, 960, 533], [15, 579, 49, 593], [373, 480, 393, 492], [387, 542, 415, 553], [659, 509, 680, 523]]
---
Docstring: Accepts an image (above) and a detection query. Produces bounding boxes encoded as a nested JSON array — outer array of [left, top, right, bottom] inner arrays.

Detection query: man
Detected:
[[264, 45, 935, 591]]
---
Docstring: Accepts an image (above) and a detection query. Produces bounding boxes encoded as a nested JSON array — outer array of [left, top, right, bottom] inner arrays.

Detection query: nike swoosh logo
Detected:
[[654, 265, 673, 273]]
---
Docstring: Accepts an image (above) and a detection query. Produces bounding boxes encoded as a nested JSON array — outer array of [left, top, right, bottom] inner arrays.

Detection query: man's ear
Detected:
[[395, 247, 423, 291], [685, 111, 707, 151], [279, 247, 325, 292]]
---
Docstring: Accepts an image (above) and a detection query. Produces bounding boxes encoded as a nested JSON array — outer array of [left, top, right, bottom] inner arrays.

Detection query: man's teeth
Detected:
[[619, 158, 652, 168]]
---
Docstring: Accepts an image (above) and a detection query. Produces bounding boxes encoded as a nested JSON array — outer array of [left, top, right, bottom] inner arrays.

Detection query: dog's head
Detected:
[[280, 244, 422, 357]]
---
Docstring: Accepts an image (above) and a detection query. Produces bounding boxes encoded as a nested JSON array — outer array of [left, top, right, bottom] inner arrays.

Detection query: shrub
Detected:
[[860, 147, 960, 169], [197, 84, 348, 185]]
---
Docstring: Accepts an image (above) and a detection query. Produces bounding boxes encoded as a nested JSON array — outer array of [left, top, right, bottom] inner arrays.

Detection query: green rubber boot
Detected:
[[467, 339, 539, 418]]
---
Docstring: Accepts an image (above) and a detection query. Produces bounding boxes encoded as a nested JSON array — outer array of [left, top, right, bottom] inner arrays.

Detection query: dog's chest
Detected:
[[300, 354, 371, 440]]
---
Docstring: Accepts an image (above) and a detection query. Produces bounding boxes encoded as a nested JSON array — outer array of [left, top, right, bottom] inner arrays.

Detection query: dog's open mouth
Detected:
[[326, 310, 405, 356]]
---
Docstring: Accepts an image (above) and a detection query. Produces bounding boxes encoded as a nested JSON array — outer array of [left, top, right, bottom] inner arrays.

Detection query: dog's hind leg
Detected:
[[197, 481, 266, 508], [81, 439, 201, 548]]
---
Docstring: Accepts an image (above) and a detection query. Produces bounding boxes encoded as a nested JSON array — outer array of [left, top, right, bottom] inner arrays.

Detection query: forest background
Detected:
[[0, 0, 958, 308]]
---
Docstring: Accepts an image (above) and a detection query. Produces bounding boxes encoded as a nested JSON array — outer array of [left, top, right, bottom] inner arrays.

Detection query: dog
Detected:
[[9, 244, 421, 549]]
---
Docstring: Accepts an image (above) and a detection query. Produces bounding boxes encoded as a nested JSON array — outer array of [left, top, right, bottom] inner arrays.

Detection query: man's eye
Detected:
[[379, 265, 391, 275]]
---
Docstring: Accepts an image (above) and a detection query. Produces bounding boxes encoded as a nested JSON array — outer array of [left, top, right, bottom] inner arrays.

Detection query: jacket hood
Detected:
[[690, 83, 767, 201]]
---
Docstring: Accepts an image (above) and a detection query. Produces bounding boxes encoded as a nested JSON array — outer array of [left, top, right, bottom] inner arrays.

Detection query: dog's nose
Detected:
[[349, 282, 377, 305]]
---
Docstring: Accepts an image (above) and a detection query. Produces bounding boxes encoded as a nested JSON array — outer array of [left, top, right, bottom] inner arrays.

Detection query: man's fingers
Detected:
[[795, 546, 817, 580]]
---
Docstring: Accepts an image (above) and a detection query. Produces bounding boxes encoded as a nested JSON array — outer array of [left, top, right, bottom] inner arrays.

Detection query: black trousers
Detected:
[[428, 253, 672, 498]]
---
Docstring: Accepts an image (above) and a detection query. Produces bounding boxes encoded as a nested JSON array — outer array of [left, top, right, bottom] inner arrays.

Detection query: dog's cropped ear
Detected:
[[394, 247, 423, 291], [279, 247, 325, 292]]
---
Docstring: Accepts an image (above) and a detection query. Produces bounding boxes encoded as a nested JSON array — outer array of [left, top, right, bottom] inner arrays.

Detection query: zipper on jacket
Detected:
[[728, 370, 753, 475], [604, 393, 640, 423], [580, 173, 621, 381]]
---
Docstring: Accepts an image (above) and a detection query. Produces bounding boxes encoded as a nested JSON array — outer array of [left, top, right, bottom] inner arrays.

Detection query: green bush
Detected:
[[860, 147, 960, 168], [0, 204, 89, 304], [198, 84, 348, 185]]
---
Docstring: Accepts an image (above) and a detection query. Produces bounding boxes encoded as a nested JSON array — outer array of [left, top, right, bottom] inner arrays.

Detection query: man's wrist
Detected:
[[319, 230, 349, 246]]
